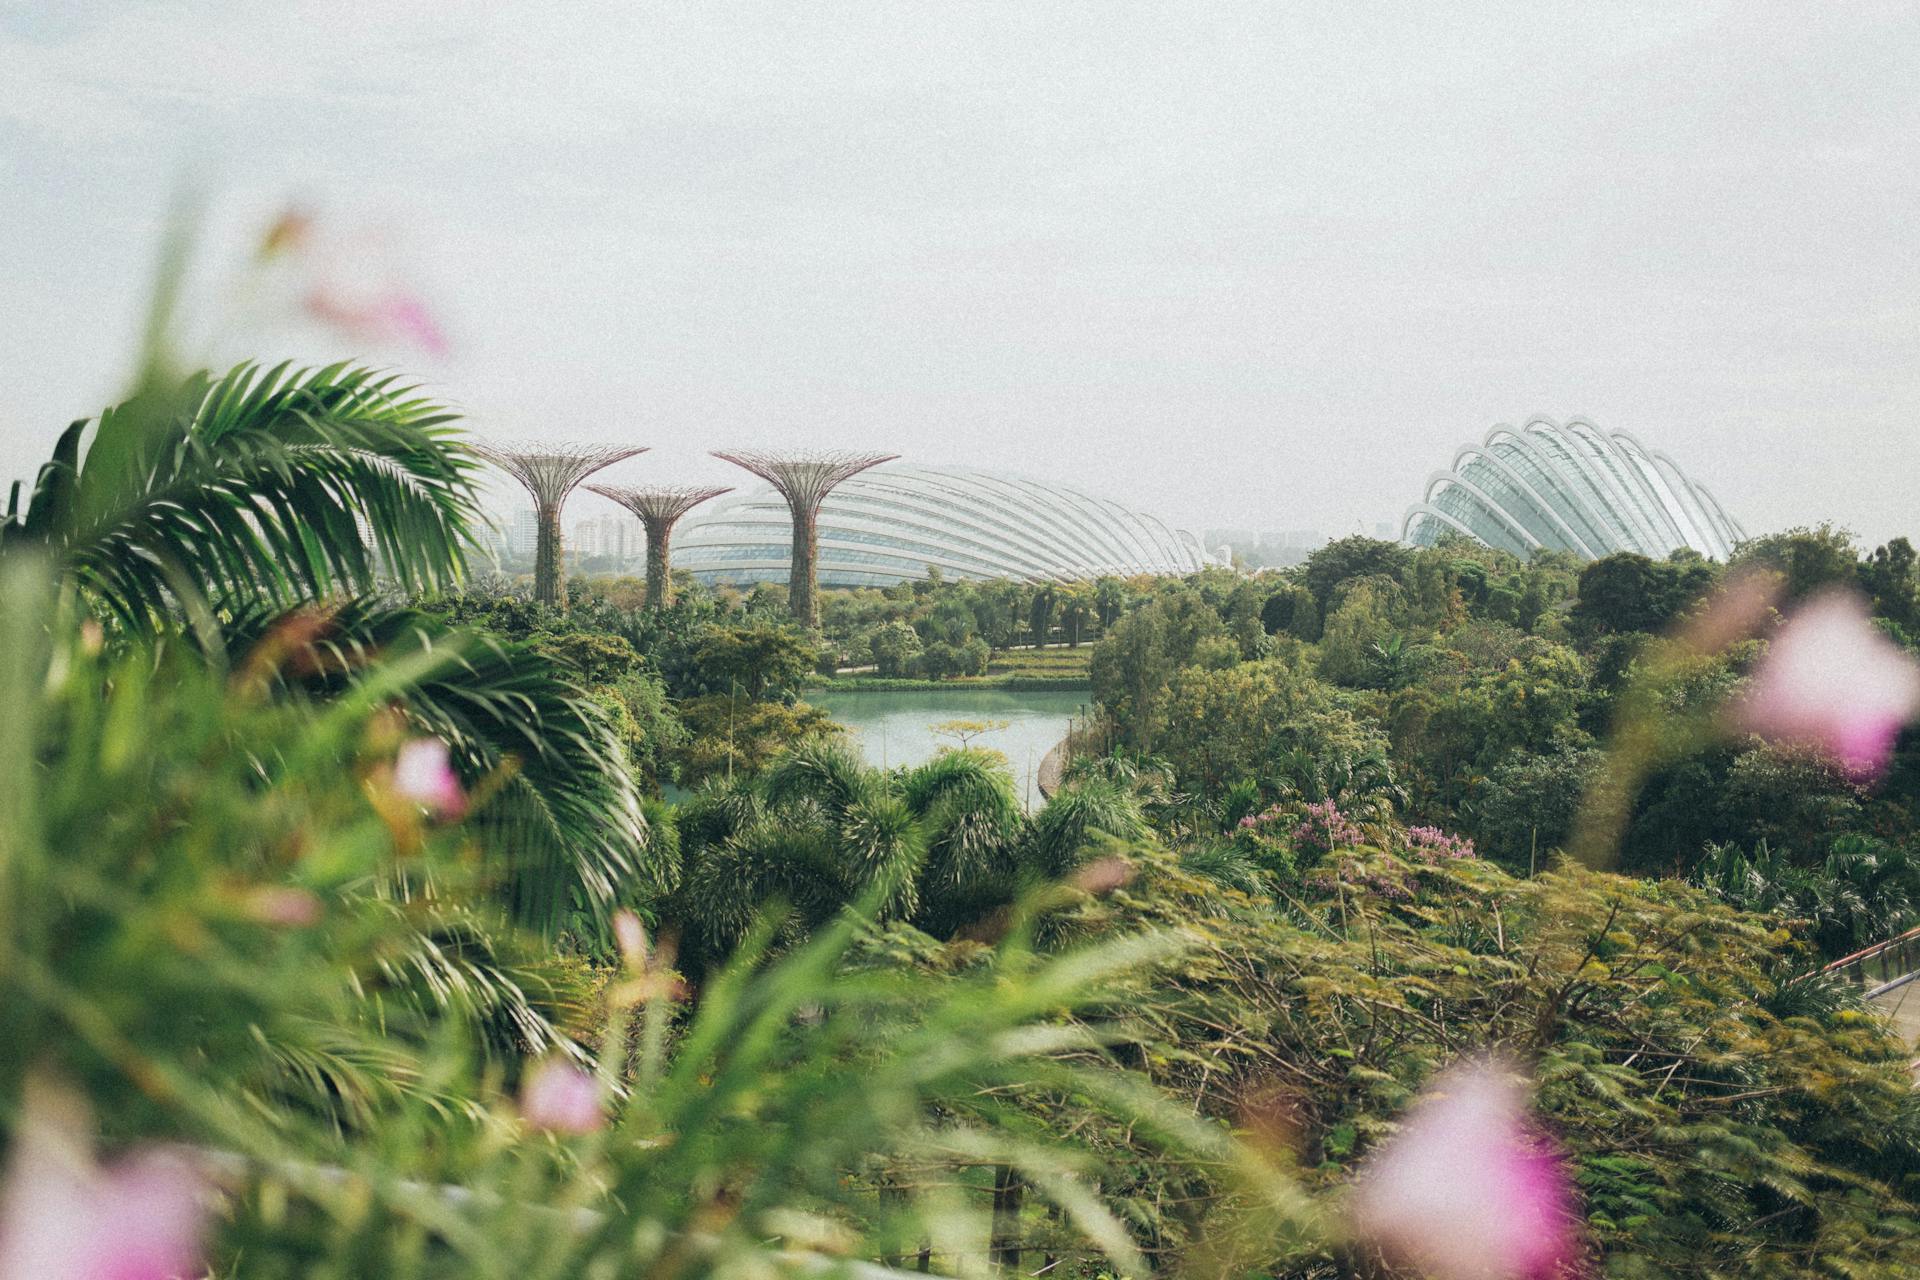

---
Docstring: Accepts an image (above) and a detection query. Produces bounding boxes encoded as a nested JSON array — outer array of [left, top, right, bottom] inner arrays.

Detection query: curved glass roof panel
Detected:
[[1404, 418, 1742, 562], [676, 464, 1215, 586]]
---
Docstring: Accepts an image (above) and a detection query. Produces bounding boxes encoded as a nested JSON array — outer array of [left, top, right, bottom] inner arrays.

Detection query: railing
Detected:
[[1825, 924, 1920, 998]]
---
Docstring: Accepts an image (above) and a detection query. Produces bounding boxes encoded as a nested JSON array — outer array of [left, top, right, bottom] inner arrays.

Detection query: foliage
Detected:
[[673, 695, 840, 788], [1571, 551, 1718, 636], [3, 362, 479, 634], [659, 738, 1144, 974], [1071, 846, 1920, 1278], [216, 599, 649, 936], [1732, 523, 1862, 602]]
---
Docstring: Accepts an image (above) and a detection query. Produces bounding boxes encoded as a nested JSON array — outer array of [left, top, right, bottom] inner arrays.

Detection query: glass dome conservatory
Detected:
[[674, 463, 1213, 587], [1402, 417, 1746, 560]]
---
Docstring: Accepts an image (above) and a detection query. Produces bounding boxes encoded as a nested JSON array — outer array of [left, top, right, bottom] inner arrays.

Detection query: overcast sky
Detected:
[[5, 1, 1918, 545]]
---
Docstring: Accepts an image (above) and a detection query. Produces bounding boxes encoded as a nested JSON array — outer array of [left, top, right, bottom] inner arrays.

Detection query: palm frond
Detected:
[[4, 362, 481, 631], [1024, 779, 1150, 879], [218, 600, 649, 937]]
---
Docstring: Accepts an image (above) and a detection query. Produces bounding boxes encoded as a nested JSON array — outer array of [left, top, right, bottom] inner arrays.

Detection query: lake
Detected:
[[811, 688, 1090, 809]]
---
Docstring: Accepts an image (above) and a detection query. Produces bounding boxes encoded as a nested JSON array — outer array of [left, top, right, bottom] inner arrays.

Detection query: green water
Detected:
[[811, 688, 1089, 809]]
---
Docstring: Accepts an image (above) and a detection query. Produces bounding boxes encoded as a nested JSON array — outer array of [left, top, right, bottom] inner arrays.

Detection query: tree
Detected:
[[868, 619, 923, 678], [932, 719, 1010, 749], [533, 631, 643, 684], [1301, 535, 1412, 618], [1570, 551, 1717, 635], [1469, 746, 1598, 872], [3, 362, 480, 632], [1028, 584, 1057, 647], [1150, 657, 1378, 799], [219, 600, 650, 935], [1058, 582, 1094, 647], [1259, 583, 1318, 639], [1861, 536, 1920, 636], [673, 697, 840, 787], [1093, 576, 1130, 630], [663, 740, 1135, 971], [1731, 523, 1859, 602], [1317, 579, 1400, 687], [1089, 606, 1173, 750], [688, 622, 818, 701]]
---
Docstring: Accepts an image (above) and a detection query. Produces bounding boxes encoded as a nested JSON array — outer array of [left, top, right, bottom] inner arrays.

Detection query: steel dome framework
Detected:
[[1402, 417, 1746, 561], [674, 464, 1212, 588]]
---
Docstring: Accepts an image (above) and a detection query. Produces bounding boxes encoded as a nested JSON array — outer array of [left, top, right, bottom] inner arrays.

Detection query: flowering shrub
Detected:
[[1403, 824, 1476, 862], [1291, 798, 1367, 856]]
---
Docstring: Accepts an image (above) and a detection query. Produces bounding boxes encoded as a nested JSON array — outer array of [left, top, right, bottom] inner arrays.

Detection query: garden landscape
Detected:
[[6, 5, 1920, 1279]]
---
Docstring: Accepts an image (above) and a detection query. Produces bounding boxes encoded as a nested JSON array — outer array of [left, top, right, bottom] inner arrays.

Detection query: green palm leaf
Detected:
[[216, 600, 649, 937], [4, 361, 481, 631]]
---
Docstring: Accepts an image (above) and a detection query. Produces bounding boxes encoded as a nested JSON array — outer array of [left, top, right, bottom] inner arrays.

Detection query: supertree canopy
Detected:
[[584, 483, 732, 609], [710, 449, 897, 625], [475, 440, 646, 606]]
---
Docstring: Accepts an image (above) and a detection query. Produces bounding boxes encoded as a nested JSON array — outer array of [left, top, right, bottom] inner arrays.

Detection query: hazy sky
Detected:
[[5, 1, 1919, 545]]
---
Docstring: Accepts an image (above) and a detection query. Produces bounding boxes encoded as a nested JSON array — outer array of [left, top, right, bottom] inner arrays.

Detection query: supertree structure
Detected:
[[710, 449, 898, 626], [584, 483, 732, 610], [474, 441, 646, 607]]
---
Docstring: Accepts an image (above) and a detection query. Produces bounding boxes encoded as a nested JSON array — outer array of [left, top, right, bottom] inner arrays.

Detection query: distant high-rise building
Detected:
[[570, 513, 644, 564], [507, 506, 540, 559], [1206, 527, 1326, 570]]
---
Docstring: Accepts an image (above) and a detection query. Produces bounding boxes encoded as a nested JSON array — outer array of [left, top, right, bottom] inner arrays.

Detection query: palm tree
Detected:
[[1271, 744, 1407, 828], [662, 741, 1141, 974], [4, 361, 648, 939], [1058, 582, 1094, 647], [4, 361, 480, 633], [217, 600, 649, 937]]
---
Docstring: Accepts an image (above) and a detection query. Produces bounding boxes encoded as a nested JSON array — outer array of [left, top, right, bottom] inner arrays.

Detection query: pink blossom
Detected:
[[613, 910, 648, 970], [1404, 825, 1476, 862], [247, 886, 323, 927], [304, 287, 449, 359], [1293, 800, 1365, 855], [392, 738, 466, 819], [520, 1060, 604, 1135], [1351, 1058, 1579, 1280], [0, 1079, 208, 1280], [1732, 591, 1920, 779]]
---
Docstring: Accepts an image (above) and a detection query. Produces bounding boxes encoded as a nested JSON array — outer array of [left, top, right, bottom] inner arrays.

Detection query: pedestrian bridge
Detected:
[[1826, 927, 1920, 1058]]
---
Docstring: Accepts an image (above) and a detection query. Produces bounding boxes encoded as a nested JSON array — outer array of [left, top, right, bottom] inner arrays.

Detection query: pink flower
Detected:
[[247, 886, 323, 928], [519, 1060, 603, 1135], [1404, 825, 1475, 862], [613, 909, 648, 971], [1732, 591, 1920, 779], [1070, 856, 1136, 896], [0, 1078, 208, 1280], [392, 739, 466, 819], [304, 287, 449, 359], [1351, 1058, 1579, 1280]]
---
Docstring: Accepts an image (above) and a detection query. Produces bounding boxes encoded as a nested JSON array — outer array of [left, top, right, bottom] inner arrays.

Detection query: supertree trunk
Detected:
[[789, 507, 820, 627], [534, 502, 566, 607], [644, 520, 673, 609], [585, 485, 733, 612], [474, 441, 647, 610], [710, 450, 898, 629]]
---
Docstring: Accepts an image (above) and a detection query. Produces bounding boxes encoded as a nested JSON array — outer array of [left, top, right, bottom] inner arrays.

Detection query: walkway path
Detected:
[[1036, 736, 1068, 800], [1870, 979, 1920, 1047]]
